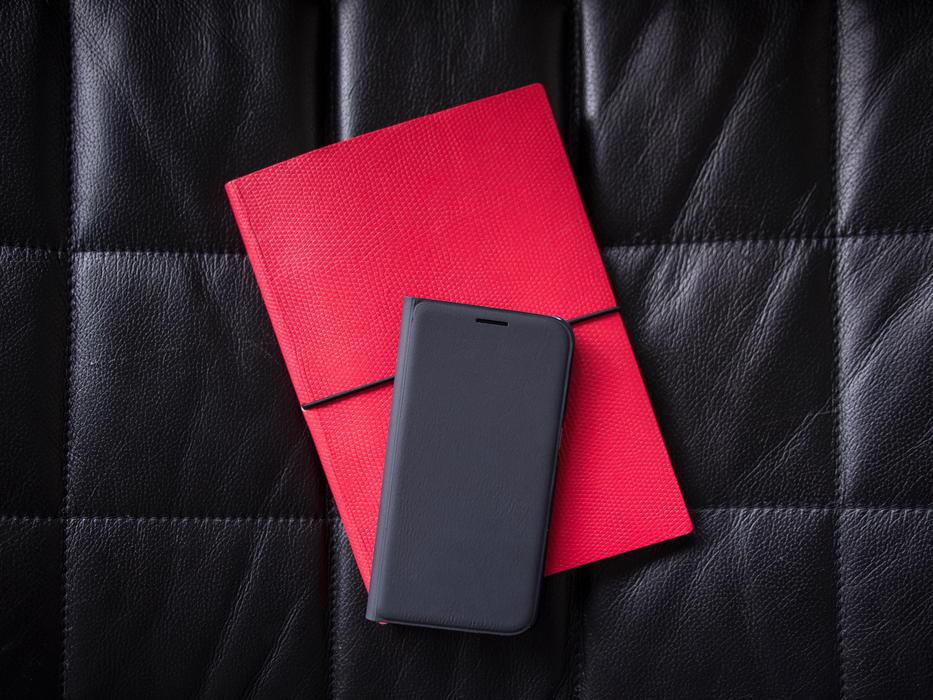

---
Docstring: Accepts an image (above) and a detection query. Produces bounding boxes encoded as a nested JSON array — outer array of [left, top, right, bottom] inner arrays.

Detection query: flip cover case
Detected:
[[366, 298, 573, 634], [225, 84, 692, 588]]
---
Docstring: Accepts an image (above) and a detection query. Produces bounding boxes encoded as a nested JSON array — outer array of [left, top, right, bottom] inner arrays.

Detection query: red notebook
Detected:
[[226, 84, 691, 588]]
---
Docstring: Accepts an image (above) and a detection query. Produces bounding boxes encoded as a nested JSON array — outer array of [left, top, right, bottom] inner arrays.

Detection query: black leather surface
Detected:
[[1, 0, 931, 697]]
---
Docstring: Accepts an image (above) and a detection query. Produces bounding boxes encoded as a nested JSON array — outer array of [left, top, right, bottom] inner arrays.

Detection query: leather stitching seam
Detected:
[[325, 503, 339, 700], [60, 1, 76, 695], [830, 2, 849, 696], [3, 227, 933, 260], [0, 515, 331, 524], [6, 506, 933, 524]]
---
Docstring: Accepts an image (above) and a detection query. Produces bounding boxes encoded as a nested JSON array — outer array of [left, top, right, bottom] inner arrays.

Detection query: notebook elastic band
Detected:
[[300, 304, 623, 410]]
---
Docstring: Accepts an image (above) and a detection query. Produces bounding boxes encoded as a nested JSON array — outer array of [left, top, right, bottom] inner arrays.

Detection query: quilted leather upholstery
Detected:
[[1, 1, 930, 697]]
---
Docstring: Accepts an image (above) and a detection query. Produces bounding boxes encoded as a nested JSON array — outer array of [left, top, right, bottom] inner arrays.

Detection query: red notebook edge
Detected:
[[226, 180, 371, 581]]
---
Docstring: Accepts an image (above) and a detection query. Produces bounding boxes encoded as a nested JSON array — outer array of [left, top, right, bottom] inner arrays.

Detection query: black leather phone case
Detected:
[[366, 297, 574, 635]]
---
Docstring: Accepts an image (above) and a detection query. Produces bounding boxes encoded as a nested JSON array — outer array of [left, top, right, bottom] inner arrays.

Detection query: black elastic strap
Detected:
[[300, 304, 623, 411]]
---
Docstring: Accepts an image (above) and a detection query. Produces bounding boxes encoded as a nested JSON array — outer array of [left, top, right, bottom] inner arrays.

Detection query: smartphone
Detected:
[[366, 297, 573, 635]]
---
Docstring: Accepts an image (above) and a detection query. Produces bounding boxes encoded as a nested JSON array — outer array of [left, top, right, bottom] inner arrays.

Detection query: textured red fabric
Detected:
[[226, 84, 692, 588]]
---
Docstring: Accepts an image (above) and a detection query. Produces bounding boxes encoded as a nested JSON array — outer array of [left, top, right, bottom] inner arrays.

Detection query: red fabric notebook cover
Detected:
[[226, 84, 692, 588]]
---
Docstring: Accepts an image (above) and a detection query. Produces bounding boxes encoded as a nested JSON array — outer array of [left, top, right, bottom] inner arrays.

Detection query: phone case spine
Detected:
[[366, 297, 419, 621]]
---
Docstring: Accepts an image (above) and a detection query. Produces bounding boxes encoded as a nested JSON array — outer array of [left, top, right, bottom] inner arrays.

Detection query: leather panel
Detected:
[[839, 236, 933, 506], [0, 252, 67, 516], [838, 2, 933, 233], [580, 509, 838, 698], [603, 241, 835, 508], [579, 0, 834, 245], [839, 510, 933, 697], [68, 253, 325, 518], [71, 0, 326, 251], [0, 0, 68, 248], [65, 518, 327, 697], [0, 520, 61, 697]]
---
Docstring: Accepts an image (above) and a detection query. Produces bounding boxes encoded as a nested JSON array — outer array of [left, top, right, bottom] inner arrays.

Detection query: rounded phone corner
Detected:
[[494, 605, 539, 636], [547, 314, 575, 354]]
